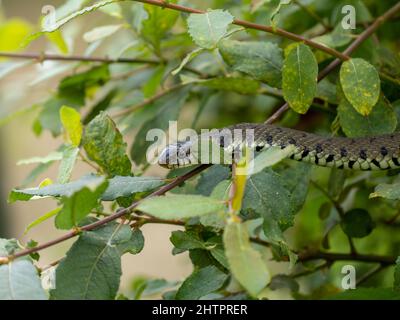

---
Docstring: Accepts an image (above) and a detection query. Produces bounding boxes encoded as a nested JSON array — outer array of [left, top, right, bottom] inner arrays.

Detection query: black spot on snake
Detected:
[[359, 149, 367, 160], [326, 154, 335, 162], [372, 159, 381, 168], [301, 148, 310, 158]]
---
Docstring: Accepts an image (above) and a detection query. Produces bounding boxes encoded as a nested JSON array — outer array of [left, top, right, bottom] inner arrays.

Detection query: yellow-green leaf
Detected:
[[137, 195, 225, 220], [223, 220, 270, 297], [0, 18, 32, 52], [60, 106, 82, 147], [282, 43, 318, 114], [340, 58, 380, 116]]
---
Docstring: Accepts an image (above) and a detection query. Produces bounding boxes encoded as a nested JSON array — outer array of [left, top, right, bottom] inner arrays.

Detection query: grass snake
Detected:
[[158, 123, 400, 171]]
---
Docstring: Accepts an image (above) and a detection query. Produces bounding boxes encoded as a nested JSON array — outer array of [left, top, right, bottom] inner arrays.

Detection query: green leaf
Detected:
[[57, 145, 79, 184], [170, 231, 206, 251], [276, 162, 311, 214], [340, 58, 380, 115], [196, 165, 231, 196], [282, 43, 318, 114], [327, 288, 400, 300], [338, 90, 397, 138], [0, 238, 19, 256], [10, 175, 165, 202], [118, 229, 144, 255], [46, 30, 69, 54], [242, 170, 293, 230], [270, 0, 292, 27], [58, 65, 110, 106], [395, 257, 400, 292], [101, 176, 165, 200], [38, 97, 78, 136], [187, 10, 234, 49], [175, 265, 228, 300], [23, 0, 119, 47], [60, 106, 82, 147], [17, 151, 63, 165], [223, 220, 270, 297], [137, 195, 225, 220], [200, 180, 230, 229], [50, 223, 132, 300], [197, 77, 260, 95], [370, 183, 400, 200], [340, 209, 375, 238], [55, 178, 108, 229], [262, 218, 297, 268], [313, 24, 352, 49], [83, 24, 123, 43], [0, 239, 47, 300], [251, 145, 295, 175], [83, 112, 131, 177], [83, 89, 117, 125], [0, 259, 47, 300], [141, 3, 179, 53], [172, 48, 204, 76], [24, 208, 61, 234], [142, 65, 166, 98], [218, 40, 283, 88]]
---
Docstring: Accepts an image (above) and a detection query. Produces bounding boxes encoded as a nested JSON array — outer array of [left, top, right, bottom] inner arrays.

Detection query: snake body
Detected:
[[158, 123, 400, 170]]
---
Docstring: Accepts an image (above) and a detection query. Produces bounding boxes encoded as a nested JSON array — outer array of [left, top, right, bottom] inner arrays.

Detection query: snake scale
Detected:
[[158, 123, 400, 171]]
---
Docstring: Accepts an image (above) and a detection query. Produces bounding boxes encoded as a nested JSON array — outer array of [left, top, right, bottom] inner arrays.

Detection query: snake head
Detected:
[[158, 141, 195, 169]]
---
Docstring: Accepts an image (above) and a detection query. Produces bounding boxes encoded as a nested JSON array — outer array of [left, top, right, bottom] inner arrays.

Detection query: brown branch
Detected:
[[264, 1, 400, 124], [131, 0, 348, 61]]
